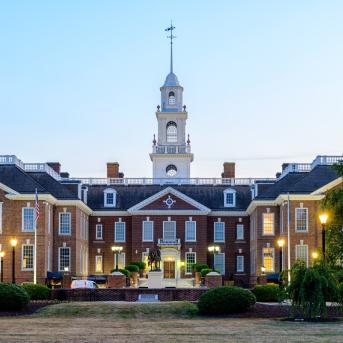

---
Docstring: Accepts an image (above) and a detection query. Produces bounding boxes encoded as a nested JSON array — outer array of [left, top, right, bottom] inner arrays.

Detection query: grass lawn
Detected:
[[0, 302, 343, 343]]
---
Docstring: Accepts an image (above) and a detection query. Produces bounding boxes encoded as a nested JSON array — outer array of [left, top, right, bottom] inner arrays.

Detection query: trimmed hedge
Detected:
[[198, 286, 256, 315], [21, 284, 50, 300], [200, 268, 220, 277], [192, 263, 209, 273], [128, 261, 146, 270], [109, 268, 131, 278], [126, 265, 139, 273], [0, 283, 30, 311], [252, 284, 279, 302]]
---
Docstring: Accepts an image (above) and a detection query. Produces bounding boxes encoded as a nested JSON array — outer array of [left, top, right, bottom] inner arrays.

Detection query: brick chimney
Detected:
[[221, 162, 235, 178], [107, 162, 119, 178], [47, 162, 61, 175]]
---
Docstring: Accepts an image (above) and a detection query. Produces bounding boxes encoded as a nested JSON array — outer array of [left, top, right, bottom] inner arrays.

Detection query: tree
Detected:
[[321, 162, 343, 265]]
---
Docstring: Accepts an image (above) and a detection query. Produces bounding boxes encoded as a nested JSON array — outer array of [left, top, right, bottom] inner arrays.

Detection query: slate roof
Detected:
[[256, 165, 339, 200], [86, 184, 252, 211]]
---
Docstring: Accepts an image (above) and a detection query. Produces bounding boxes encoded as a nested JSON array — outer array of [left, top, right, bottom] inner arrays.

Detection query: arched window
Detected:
[[168, 91, 176, 105], [166, 121, 177, 143], [166, 164, 177, 177]]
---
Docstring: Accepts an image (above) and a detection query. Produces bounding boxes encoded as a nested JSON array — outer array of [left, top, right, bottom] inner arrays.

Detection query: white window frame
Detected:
[[22, 207, 35, 232], [236, 224, 244, 240], [185, 221, 196, 242], [214, 253, 225, 275], [295, 208, 309, 232], [236, 255, 244, 273], [296, 244, 309, 267], [262, 213, 275, 236], [185, 252, 196, 275], [114, 252, 126, 270], [214, 222, 225, 242], [95, 255, 103, 273], [96, 224, 103, 240], [114, 221, 126, 242], [21, 244, 34, 271], [58, 247, 71, 272], [223, 188, 236, 208], [163, 221, 176, 241], [262, 247, 275, 272], [104, 188, 117, 208], [142, 221, 154, 242], [59, 212, 71, 235]]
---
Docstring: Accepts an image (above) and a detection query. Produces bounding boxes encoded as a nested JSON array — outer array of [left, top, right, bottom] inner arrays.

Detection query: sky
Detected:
[[0, 1, 342, 178]]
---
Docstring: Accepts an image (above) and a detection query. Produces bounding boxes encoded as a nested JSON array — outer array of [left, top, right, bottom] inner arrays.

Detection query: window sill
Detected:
[[295, 230, 308, 233]]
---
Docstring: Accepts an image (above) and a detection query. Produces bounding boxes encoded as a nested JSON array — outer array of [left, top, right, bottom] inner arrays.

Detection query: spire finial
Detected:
[[165, 21, 176, 73]]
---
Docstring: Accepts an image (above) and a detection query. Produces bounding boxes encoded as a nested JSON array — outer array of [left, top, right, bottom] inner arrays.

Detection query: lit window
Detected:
[[236, 255, 244, 272], [295, 208, 308, 232], [262, 213, 274, 235], [236, 224, 244, 240], [96, 224, 103, 240], [115, 222, 126, 242], [59, 213, 71, 235], [95, 255, 103, 273], [59, 247, 70, 272], [166, 164, 177, 177], [104, 188, 116, 208], [22, 208, 35, 232], [22, 244, 34, 271], [223, 189, 236, 207], [214, 222, 225, 242], [214, 253, 225, 275], [166, 121, 177, 143], [168, 91, 176, 105], [142, 221, 153, 242], [296, 244, 308, 266], [163, 221, 176, 241], [263, 247, 274, 272], [185, 221, 196, 242], [185, 252, 196, 274]]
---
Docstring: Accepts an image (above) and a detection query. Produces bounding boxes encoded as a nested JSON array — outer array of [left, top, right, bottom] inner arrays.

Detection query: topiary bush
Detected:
[[192, 263, 209, 273], [109, 268, 131, 278], [0, 283, 30, 311], [126, 265, 139, 273], [252, 284, 279, 302], [21, 284, 50, 300], [201, 268, 220, 277], [198, 286, 256, 315]]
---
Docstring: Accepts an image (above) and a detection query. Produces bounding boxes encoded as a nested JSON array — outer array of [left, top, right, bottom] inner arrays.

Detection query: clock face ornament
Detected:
[[163, 195, 176, 209]]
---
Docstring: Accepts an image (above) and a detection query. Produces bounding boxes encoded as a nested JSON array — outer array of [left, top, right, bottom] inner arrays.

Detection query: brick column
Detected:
[[61, 275, 72, 289], [107, 272, 126, 288], [205, 272, 222, 288]]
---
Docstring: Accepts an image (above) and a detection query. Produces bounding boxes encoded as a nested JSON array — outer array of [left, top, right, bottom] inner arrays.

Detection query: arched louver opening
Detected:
[[168, 91, 176, 105], [166, 121, 177, 143]]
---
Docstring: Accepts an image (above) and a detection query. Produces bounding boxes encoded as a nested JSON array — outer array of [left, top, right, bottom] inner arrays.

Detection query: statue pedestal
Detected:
[[148, 270, 163, 288]]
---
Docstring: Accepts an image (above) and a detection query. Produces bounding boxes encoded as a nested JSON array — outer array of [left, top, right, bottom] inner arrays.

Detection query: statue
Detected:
[[147, 248, 162, 271]]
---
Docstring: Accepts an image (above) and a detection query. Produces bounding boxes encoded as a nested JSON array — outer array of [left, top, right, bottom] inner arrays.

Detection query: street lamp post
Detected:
[[312, 251, 319, 263], [111, 246, 123, 272], [0, 251, 5, 283], [10, 239, 17, 284], [208, 245, 220, 271], [277, 239, 285, 274], [319, 213, 328, 259]]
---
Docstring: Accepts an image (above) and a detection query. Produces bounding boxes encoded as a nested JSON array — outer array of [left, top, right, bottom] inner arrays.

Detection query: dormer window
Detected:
[[224, 188, 236, 208], [104, 188, 116, 208], [168, 91, 176, 105], [166, 121, 177, 143]]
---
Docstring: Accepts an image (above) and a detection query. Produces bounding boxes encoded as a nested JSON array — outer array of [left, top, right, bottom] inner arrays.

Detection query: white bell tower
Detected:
[[150, 24, 194, 180]]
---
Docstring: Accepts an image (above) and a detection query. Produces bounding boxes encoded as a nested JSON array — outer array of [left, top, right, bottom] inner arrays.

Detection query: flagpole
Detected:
[[34, 188, 38, 284], [287, 192, 291, 283]]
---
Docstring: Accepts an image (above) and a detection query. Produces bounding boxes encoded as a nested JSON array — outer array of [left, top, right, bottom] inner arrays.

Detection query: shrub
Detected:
[[337, 282, 343, 304], [192, 263, 209, 273], [0, 283, 30, 311], [198, 286, 256, 315], [126, 265, 139, 273], [21, 284, 50, 300], [201, 268, 220, 277], [252, 284, 279, 302], [110, 268, 131, 278], [128, 261, 146, 270]]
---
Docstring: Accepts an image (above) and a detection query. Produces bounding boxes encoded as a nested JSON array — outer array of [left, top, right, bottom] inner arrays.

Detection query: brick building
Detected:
[[0, 33, 342, 286]]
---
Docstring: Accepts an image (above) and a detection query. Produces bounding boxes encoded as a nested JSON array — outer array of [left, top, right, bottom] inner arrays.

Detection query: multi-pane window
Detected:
[[236, 255, 244, 272], [295, 208, 308, 232], [114, 252, 125, 270], [214, 222, 225, 242], [115, 222, 126, 242], [163, 221, 176, 241], [185, 252, 196, 274], [262, 213, 274, 235], [22, 208, 35, 232], [214, 253, 225, 275], [104, 189, 116, 207], [59, 213, 71, 235], [185, 221, 196, 242], [224, 189, 236, 207], [96, 224, 103, 240], [22, 244, 34, 271], [296, 245, 308, 266], [106, 193, 114, 205], [95, 255, 103, 273], [142, 221, 153, 242], [166, 122, 177, 143], [58, 247, 70, 272], [236, 224, 244, 240], [168, 92, 176, 105], [263, 247, 274, 272]]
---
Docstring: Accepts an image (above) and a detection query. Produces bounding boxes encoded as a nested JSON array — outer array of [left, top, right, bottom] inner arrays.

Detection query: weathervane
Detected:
[[165, 21, 176, 73]]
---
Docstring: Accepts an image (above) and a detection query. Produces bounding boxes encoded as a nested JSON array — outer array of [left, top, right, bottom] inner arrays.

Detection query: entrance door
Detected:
[[163, 261, 175, 279]]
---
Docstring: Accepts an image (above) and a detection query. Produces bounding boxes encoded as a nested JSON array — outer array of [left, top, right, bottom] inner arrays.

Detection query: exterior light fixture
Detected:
[[208, 245, 220, 271], [10, 238, 17, 284], [319, 213, 329, 259], [0, 251, 4, 283], [277, 239, 285, 273], [111, 246, 123, 272]]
